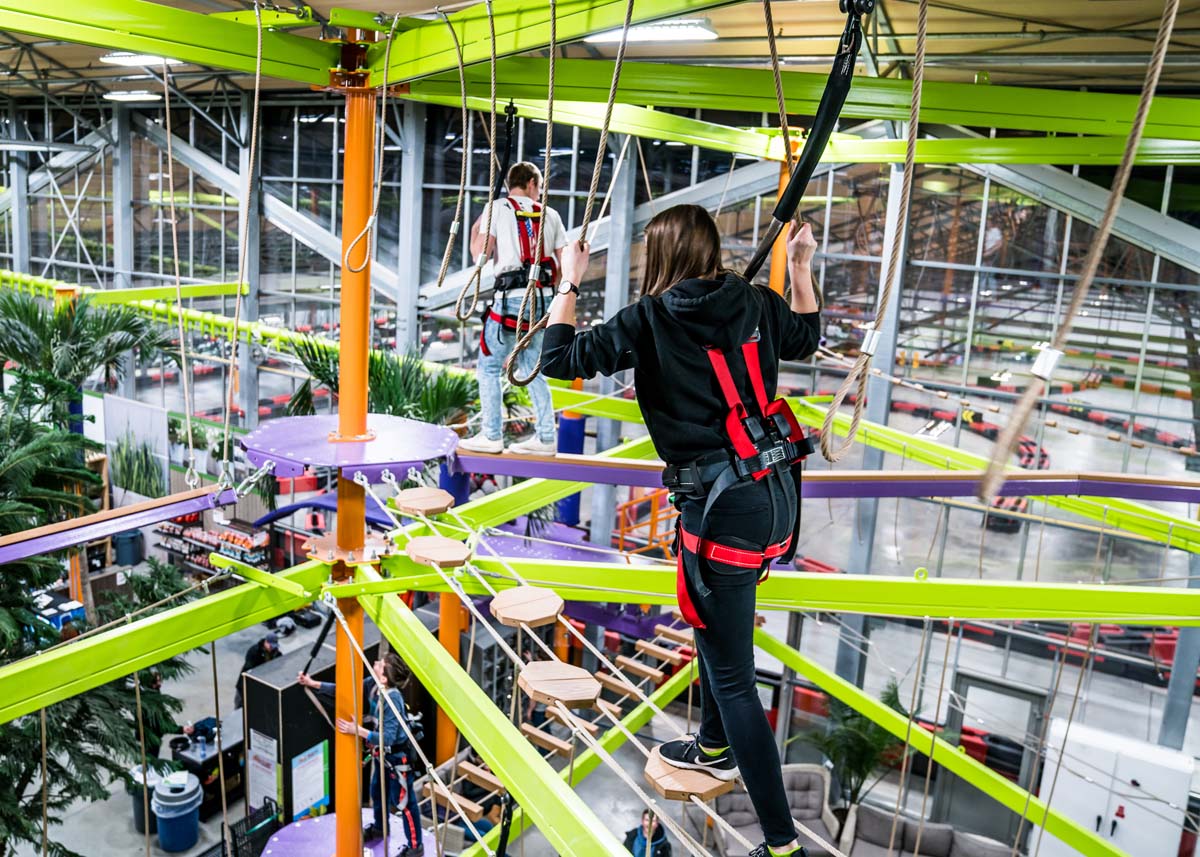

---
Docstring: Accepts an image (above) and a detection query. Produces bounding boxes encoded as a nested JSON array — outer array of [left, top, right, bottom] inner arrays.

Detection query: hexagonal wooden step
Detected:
[[655, 623, 694, 645], [518, 660, 601, 708], [546, 705, 599, 736], [616, 655, 664, 683], [489, 585, 563, 629], [392, 486, 456, 516], [521, 723, 573, 756], [405, 535, 472, 568], [423, 781, 483, 821], [644, 745, 735, 802], [636, 639, 683, 666], [458, 761, 504, 794]]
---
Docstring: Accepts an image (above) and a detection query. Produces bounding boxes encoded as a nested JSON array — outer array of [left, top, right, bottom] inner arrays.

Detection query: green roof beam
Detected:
[[0, 1, 341, 87], [209, 5, 316, 29], [209, 553, 313, 599]]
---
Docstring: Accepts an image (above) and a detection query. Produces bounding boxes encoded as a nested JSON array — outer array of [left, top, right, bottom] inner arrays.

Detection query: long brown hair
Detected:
[[640, 204, 722, 297]]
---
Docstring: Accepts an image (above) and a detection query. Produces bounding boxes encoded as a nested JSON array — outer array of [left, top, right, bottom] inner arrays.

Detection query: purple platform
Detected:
[[240, 414, 458, 481], [259, 809, 438, 856], [0, 488, 236, 567]]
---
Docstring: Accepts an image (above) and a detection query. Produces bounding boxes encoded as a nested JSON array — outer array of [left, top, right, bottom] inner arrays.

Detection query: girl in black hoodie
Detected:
[[541, 204, 820, 857]]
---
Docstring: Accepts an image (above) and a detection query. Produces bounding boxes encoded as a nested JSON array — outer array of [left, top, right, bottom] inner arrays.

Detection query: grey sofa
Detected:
[[686, 764, 840, 856], [841, 803, 1011, 857]]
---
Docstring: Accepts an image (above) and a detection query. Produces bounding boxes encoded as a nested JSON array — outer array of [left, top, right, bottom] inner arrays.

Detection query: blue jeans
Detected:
[[477, 296, 555, 444]]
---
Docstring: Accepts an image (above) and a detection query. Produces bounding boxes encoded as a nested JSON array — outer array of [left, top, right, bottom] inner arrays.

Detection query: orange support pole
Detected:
[[767, 160, 790, 296], [334, 75, 376, 857], [436, 594, 464, 762]]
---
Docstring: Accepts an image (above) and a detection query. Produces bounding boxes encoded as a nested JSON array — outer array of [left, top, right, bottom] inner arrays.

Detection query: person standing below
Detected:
[[459, 161, 567, 456], [299, 653, 424, 856], [233, 632, 279, 709], [623, 810, 672, 857], [540, 205, 821, 857]]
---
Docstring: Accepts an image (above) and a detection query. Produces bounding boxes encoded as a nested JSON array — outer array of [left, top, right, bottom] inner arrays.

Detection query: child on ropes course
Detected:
[[459, 161, 568, 456], [541, 203, 820, 857]]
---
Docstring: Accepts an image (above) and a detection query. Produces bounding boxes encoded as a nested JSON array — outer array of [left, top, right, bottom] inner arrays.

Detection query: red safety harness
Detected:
[[480, 198, 559, 357], [671, 333, 813, 629]]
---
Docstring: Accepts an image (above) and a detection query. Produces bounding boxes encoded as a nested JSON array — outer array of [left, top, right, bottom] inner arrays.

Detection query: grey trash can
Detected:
[[127, 764, 161, 835], [152, 772, 203, 852], [113, 530, 144, 566]]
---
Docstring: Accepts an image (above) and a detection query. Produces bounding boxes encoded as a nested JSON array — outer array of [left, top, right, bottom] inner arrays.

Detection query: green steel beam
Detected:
[[546, 378, 646, 423], [209, 553, 313, 599], [756, 629, 1124, 857], [209, 6, 315, 29], [376, 554, 1200, 625], [412, 58, 1200, 141], [86, 282, 247, 304], [368, 0, 737, 86], [0, 1, 341, 87], [0, 561, 328, 724], [460, 655, 696, 857], [357, 567, 627, 857], [327, 8, 425, 33]]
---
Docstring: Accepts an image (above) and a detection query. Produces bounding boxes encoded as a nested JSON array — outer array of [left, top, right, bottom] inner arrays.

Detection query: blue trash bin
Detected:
[[152, 772, 202, 852], [113, 530, 144, 567]]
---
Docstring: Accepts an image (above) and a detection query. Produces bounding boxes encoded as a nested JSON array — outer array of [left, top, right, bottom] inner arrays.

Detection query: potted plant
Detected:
[[188, 424, 210, 474], [802, 679, 908, 837], [167, 416, 183, 465], [110, 432, 165, 504]]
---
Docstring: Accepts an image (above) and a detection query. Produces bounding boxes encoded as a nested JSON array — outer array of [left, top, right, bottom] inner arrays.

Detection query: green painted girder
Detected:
[[414, 57, 1200, 142], [87, 282, 247, 303], [756, 630, 1123, 857], [546, 378, 646, 423], [327, 8, 425, 33], [459, 654, 696, 857], [376, 555, 1200, 625], [209, 6, 315, 29], [0, 560, 329, 725], [209, 553, 313, 599], [367, 0, 738, 86], [356, 567, 628, 857], [790, 399, 1200, 555], [0, 1, 341, 87]]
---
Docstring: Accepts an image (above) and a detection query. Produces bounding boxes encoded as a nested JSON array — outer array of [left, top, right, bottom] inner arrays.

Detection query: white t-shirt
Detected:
[[486, 195, 567, 274]]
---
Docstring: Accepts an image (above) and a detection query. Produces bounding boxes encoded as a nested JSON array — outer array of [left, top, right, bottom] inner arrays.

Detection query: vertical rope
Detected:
[[887, 618, 930, 856], [209, 648, 231, 854], [435, 8, 471, 293], [763, 0, 794, 167], [132, 675, 152, 857], [911, 626, 953, 857], [1011, 650, 1068, 857], [820, 0, 926, 463], [978, 0, 1180, 502]]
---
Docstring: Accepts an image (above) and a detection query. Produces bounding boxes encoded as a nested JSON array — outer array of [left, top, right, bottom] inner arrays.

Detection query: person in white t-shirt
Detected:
[[460, 161, 567, 455]]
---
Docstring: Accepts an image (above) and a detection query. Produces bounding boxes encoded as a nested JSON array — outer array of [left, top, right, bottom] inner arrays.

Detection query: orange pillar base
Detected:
[[436, 593, 464, 763]]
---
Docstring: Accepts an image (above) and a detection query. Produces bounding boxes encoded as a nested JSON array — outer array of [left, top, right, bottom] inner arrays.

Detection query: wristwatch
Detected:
[[557, 280, 579, 296]]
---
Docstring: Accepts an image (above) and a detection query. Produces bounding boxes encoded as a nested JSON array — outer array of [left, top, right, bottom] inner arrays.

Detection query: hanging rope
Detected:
[[343, 12, 404, 274], [763, 0, 794, 168], [159, 61, 200, 488], [40, 707, 49, 857], [819, 0, 925, 463], [221, 0, 264, 478], [435, 8, 471, 294], [977, 0, 1179, 502], [209, 648, 231, 854], [887, 617, 930, 856], [454, 0, 501, 323], [132, 674, 152, 857], [506, 0, 637, 387], [910, 625, 953, 857]]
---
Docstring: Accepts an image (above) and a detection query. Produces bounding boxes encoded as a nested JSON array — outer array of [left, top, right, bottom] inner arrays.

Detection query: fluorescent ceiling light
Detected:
[[103, 90, 163, 102], [100, 52, 182, 67], [585, 18, 717, 44]]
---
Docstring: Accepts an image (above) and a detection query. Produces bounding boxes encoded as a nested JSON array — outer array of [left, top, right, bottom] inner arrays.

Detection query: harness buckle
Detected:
[[758, 444, 789, 468]]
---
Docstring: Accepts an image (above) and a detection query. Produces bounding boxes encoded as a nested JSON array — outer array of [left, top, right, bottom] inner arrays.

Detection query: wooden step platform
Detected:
[[518, 660, 601, 707], [405, 534, 472, 568], [424, 781, 484, 821], [521, 723, 573, 756], [392, 486, 456, 516], [594, 698, 624, 722], [489, 585, 563, 628], [655, 623, 693, 645], [616, 655, 665, 683], [595, 671, 634, 699], [643, 745, 734, 802], [458, 761, 504, 794], [636, 639, 683, 666]]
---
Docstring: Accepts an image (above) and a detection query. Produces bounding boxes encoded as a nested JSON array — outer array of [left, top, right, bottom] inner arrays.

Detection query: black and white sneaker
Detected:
[[749, 845, 806, 857], [658, 735, 739, 781]]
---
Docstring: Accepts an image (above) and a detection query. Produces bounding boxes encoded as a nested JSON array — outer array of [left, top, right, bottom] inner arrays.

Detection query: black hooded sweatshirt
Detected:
[[541, 273, 821, 465]]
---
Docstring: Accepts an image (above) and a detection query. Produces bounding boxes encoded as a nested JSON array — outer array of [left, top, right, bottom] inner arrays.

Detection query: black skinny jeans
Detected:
[[679, 471, 797, 848]]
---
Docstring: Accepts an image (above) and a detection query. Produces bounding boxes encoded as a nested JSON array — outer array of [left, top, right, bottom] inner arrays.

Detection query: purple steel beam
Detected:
[[451, 451, 663, 488], [563, 601, 670, 639], [0, 489, 236, 567]]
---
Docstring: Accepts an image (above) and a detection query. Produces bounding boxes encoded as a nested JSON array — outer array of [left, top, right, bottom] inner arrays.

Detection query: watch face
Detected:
[[558, 281, 575, 295]]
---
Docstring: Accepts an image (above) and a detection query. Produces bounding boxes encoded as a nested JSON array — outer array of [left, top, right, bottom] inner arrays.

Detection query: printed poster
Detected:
[[290, 740, 329, 820], [247, 729, 278, 812]]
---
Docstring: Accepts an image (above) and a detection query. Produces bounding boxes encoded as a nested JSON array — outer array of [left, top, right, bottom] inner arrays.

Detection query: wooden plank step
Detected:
[[616, 655, 665, 683], [595, 671, 635, 699], [546, 705, 600, 735], [655, 623, 694, 645], [423, 781, 484, 821], [521, 722, 573, 756], [636, 639, 683, 666], [458, 761, 504, 794], [594, 698, 624, 721], [644, 745, 734, 802]]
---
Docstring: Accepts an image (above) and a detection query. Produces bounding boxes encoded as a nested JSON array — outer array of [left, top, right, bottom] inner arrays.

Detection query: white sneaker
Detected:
[[508, 436, 557, 456], [458, 432, 504, 454]]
